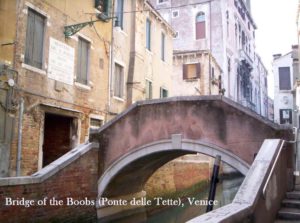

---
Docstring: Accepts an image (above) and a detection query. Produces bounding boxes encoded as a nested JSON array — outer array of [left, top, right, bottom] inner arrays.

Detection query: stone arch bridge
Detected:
[[90, 96, 288, 208]]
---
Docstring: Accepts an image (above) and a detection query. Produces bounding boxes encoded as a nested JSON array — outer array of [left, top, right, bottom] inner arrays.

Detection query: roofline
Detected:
[[144, 1, 177, 36]]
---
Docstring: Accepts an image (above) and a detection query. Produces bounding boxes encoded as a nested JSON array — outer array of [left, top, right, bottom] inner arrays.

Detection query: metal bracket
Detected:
[[64, 20, 100, 37]]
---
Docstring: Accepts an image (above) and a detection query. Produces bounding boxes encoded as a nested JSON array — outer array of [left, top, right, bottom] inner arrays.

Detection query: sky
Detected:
[[251, 0, 298, 98]]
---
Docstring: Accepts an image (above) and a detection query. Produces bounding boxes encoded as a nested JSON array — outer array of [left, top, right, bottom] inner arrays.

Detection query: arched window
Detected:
[[196, 12, 206, 39]]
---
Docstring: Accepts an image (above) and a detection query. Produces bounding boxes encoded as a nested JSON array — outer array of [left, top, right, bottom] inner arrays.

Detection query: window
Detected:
[[211, 67, 215, 80], [77, 37, 90, 85], [196, 12, 205, 39], [89, 118, 103, 130], [95, 0, 111, 16], [158, 0, 168, 4], [145, 80, 153, 99], [114, 63, 124, 98], [25, 8, 45, 69], [172, 10, 179, 18], [161, 33, 165, 61], [183, 63, 201, 80], [116, 0, 124, 29], [174, 31, 179, 39], [160, 87, 168, 98], [279, 67, 291, 90], [280, 109, 292, 124], [146, 18, 151, 50]]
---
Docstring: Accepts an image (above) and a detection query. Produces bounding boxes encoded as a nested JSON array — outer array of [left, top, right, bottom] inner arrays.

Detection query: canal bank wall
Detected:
[[145, 155, 212, 199]]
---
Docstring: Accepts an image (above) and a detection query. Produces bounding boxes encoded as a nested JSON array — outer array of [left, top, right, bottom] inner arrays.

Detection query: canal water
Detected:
[[109, 174, 244, 223]]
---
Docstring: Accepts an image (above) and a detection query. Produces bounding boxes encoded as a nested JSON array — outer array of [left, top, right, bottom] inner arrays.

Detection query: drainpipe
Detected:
[[107, 0, 115, 120], [209, 0, 212, 95], [16, 97, 24, 176]]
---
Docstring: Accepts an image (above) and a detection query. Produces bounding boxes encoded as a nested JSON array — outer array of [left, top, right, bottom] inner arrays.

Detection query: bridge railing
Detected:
[[187, 139, 294, 223]]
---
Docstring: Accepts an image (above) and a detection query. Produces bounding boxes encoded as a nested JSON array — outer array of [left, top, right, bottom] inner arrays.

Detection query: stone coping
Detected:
[[0, 142, 98, 186], [90, 96, 285, 138], [187, 139, 283, 223]]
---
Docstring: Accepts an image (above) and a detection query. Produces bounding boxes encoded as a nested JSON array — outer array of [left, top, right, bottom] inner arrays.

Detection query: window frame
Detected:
[[113, 62, 125, 99], [76, 37, 90, 86], [161, 32, 165, 61], [146, 18, 151, 51], [115, 0, 124, 29], [195, 12, 206, 40], [278, 67, 291, 91], [172, 10, 179, 18], [183, 63, 201, 80], [160, 87, 168, 98], [24, 7, 46, 70], [145, 79, 153, 100]]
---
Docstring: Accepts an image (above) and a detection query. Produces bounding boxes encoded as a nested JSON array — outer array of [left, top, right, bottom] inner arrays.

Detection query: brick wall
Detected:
[[0, 148, 99, 223], [145, 158, 210, 198], [6, 0, 111, 176]]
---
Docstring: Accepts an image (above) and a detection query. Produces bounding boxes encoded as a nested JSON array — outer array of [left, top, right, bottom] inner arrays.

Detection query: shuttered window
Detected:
[[161, 33, 165, 61], [146, 80, 152, 99], [279, 67, 291, 90], [25, 8, 45, 69], [116, 0, 124, 29], [196, 12, 206, 39], [160, 87, 168, 98], [77, 38, 90, 85], [183, 63, 201, 80], [146, 18, 151, 50], [114, 63, 124, 98]]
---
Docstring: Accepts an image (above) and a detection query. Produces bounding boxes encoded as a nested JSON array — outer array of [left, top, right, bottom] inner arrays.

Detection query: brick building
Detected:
[[108, 0, 175, 115], [0, 0, 112, 176]]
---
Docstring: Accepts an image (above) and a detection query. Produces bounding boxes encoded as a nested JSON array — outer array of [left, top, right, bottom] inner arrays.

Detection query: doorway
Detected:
[[42, 113, 74, 167]]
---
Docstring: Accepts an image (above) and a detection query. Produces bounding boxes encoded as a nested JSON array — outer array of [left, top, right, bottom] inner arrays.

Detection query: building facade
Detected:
[[272, 49, 298, 126], [0, 0, 112, 176], [108, 0, 174, 116], [149, 0, 268, 115]]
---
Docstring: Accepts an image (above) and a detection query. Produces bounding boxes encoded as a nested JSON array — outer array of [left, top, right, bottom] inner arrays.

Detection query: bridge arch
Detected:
[[98, 136, 250, 198]]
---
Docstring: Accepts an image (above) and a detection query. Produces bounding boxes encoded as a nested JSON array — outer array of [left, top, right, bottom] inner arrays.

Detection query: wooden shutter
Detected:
[[25, 9, 35, 66], [146, 19, 151, 50], [161, 33, 165, 61], [196, 63, 201, 78], [196, 22, 206, 39], [32, 12, 44, 68], [183, 64, 188, 80], [77, 38, 89, 85]]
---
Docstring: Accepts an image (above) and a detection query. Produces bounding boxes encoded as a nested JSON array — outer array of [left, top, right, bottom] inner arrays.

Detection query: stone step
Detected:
[[278, 207, 300, 220], [286, 191, 300, 200], [282, 199, 300, 209], [274, 220, 300, 223]]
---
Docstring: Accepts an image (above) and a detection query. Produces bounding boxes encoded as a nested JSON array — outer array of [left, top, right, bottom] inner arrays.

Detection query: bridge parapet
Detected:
[[187, 139, 294, 223]]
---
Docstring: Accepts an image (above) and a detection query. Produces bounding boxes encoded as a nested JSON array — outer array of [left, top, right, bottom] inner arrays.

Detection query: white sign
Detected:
[[48, 37, 74, 85]]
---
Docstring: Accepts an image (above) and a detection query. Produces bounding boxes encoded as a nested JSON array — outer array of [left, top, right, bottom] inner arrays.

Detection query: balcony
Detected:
[[239, 49, 253, 65]]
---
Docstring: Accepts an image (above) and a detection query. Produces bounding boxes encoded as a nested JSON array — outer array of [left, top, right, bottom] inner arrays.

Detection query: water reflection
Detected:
[[107, 174, 244, 223]]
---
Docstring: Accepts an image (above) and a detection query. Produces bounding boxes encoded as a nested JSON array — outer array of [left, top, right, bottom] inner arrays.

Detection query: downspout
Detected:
[[107, 0, 115, 119], [209, 0, 212, 95], [16, 97, 24, 176], [126, 0, 137, 106]]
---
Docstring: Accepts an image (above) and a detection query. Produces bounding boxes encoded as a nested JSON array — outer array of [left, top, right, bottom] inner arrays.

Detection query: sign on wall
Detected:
[[48, 37, 74, 85]]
